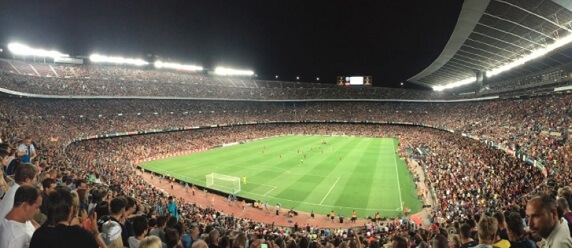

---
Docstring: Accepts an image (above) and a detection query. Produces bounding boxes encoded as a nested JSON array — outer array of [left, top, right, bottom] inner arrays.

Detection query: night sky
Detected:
[[0, 0, 463, 88]]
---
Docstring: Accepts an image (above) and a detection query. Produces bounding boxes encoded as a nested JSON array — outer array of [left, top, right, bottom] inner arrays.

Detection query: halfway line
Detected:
[[319, 177, 340, 205]]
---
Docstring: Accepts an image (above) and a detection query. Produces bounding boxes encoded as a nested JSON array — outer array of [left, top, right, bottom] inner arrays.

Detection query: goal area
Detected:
[[205, 173, 241, 194]]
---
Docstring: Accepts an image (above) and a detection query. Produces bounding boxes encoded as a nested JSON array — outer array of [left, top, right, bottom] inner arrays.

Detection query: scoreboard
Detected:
[[337, 76, 372, 86]]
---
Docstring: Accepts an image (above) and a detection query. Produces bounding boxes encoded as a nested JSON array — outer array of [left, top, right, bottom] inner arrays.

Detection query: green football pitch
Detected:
[[140, 135, 422, 217]]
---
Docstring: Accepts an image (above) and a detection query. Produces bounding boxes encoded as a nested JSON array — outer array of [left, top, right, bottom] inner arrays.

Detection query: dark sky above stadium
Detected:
[[0, 0, 462, 88]]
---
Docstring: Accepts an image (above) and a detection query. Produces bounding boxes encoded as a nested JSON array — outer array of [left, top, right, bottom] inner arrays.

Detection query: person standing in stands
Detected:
[[168, 196, 178, 221], [100, 197, 126, 247], [557, 197, 572, 232], [526, 194, 572, 247], [0, 185, 42, 248], [505, 212, 535, 248], [0, 150, 11, 196], [474, 215, 498, 247], [459, 223, 477, 248], [128, 215, 149, 248], [40, 178, 57, 215], [0, 163, 38, 221], [29, 187, 105, 248], [492, 212, 510, 248], [17, 137, 36, 164]]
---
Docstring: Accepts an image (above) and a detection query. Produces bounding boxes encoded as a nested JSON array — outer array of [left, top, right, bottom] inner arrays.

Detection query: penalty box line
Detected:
[[319, 177, 341, 205], [247, 182, 278, 196]]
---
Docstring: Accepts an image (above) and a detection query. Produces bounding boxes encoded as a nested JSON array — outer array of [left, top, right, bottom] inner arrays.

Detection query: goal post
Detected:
[[205, 173, 241, 194]]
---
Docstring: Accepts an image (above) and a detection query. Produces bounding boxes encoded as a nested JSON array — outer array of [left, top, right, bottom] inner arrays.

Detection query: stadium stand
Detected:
[[0, 79, 571, 246], [0, 59, 458, 100], [6, 0, 572, 245]]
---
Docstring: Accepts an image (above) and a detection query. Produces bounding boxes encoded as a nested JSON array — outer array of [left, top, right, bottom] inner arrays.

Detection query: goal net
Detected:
[[205, 173, 241, 194]]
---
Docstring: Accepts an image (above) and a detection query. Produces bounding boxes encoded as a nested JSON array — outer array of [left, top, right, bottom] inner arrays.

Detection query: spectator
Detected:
[[3, 148, 18, 177], [149, 215, 168, 242], [168, 196, 178, 220], [526, 195, 572, 247], [431, 233, 449, 248], [475, 215, 498, 247], [389, 236, 407, 248], [140, 236, 163, 248], [155, 198, 167, 217], [174, 222, 191, 248], [101, 197, 126, 248], [557, 197, 572, 227], [208, 229, 220, 248], [505, 212, 535, 248], [128, 215, 149, 248], [0, 185, 41, 248], [40, 177, 56, 215], [459, 223, 476, 248], [0, 162, 38, 221], [448, 234, 461, 248], [491, 212, 510, 248], [29, 187, 105, 248], [17, 137, 37, 163], [493, 212, 509, 241], [189, 224, 201, 247], [74, 179, 88, 191], [122, 196, 138, 245], [0, 150, 10, 197], [219, 236, 231, 248], [166, 227, 183, 248], [232, 232, 247, 248], [192, 240, 209, 248]]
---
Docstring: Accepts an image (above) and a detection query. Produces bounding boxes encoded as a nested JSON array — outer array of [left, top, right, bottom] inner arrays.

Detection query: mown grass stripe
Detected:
[[140, 136, 421, 217]]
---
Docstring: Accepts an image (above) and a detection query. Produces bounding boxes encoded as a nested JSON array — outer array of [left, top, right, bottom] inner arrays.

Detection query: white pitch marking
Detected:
[[319, 177, 340, 205], [263, 186, 277, 196], [392, 140, 403, 211]]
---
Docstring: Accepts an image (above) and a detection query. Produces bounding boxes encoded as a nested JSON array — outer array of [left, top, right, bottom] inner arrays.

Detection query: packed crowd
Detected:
[[0, 89, 571, 247], [1, 121, 571, 248], [64, 124, 547, 221], [0, 72, 446, 100], [0, 93, 569, 172], [0, 60, 453, 100], [488, 69, 567, 91]]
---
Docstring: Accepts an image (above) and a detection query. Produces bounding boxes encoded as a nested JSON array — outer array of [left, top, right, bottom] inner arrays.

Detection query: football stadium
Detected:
[[1, 0, 572, 247], [139, 136, 419, 217]]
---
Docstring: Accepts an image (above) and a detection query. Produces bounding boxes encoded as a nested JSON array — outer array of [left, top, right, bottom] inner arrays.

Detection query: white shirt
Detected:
[[541, 220, 572, 248], [0, 218, 35, 248], [17, 144, 35, 157], [128, 236, 141, 248], [0, 183, 20, 220]]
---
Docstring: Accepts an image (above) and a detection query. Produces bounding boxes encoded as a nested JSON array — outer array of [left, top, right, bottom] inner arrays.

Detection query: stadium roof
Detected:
[[408, 0, 572, 90]]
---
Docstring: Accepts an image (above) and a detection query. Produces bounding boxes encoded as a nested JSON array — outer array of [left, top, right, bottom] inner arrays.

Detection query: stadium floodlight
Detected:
[[214, 67, 254, 76], [8, 43, 68, 58], [433, 77, 476, 91], [154, 61, 203, 71], [89, 54, 149, 66], [433, 33, 572, 91]]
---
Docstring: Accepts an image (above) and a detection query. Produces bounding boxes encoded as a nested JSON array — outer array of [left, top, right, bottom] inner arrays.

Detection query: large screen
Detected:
[[349, 76, 363, 85], [337, 76, 372, 86]]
